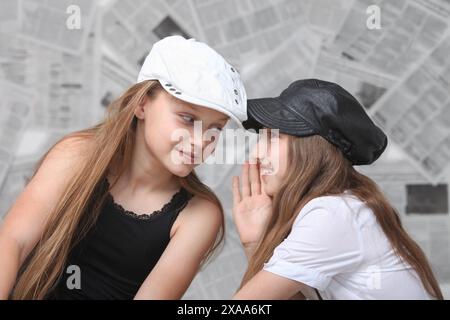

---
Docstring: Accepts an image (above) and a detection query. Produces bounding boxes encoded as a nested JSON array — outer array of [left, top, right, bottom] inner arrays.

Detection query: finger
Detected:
[[249, 162, 261, 195], [241, 161, 251, 197], [259, 164, 269, 196], [232, 176, 241, 205], [260, 178, 269, 196]]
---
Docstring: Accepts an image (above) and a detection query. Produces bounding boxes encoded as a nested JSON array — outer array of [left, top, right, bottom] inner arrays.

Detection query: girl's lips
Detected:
[[176, 149, 199, 164], [260, 166, 274, 175]]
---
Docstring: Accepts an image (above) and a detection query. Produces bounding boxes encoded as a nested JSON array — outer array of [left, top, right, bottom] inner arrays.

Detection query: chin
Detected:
[[265, 186, 275, 196], [168, 163, 196, 178]]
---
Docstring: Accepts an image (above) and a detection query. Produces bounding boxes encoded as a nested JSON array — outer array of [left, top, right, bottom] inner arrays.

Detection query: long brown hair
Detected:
[[239, 135, 443, 299], [12, 80, 224, 299]]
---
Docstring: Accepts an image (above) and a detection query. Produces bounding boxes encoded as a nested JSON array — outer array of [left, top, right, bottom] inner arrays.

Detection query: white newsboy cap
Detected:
[[137, 36, 247, 126]]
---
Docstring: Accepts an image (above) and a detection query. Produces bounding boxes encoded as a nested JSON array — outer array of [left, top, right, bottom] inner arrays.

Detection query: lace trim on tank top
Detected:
[[104, 178, 188, 221]]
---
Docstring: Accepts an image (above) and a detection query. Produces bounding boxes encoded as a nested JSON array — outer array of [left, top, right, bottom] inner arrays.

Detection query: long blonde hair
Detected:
[[239, 135, 443, 299], [12, 80, 224, 299]]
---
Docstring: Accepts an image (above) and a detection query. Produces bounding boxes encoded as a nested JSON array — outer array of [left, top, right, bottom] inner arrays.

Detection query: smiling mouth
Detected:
[[176, 149, 200, 164], [260, 166, 274, 175]]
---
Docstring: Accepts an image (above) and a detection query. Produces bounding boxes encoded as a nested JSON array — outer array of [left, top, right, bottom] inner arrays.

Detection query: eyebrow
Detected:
[[216, 115, 230, 122]]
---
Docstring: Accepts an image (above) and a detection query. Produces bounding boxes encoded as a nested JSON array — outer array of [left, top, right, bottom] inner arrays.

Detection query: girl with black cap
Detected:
[[231, 79, 443, 300]]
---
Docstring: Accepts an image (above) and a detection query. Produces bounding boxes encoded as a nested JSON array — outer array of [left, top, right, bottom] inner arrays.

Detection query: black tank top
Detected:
[[46, 178, 193, 300]]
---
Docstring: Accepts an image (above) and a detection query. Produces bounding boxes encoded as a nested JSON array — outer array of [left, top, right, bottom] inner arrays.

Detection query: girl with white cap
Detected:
[[0, 36, 247, 299]]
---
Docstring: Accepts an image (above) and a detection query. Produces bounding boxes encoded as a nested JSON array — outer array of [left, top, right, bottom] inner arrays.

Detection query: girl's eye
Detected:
[[180, 114, 195, 123], [270, 131, 280, 142], [211, 126, 223, 132], [257, 131, 266, 141]]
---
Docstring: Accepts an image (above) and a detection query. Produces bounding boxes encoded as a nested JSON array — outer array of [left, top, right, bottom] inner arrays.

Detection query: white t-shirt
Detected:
[[263, 191, 434, 300]]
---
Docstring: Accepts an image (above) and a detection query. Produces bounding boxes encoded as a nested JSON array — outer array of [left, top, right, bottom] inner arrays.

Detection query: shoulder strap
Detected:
[[168, 188, 194, 225], [315, 288, 323, 300]]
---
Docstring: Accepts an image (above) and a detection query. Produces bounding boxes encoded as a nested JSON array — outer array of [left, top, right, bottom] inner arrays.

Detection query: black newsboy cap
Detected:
[[243, 79, 388, 165]]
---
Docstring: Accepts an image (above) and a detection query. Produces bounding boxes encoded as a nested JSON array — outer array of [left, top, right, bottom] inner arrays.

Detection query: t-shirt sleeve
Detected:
[[263, 199, 364, 291]]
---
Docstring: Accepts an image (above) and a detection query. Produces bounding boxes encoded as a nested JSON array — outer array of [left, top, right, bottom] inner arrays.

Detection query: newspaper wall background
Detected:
[[0, 0, 449, 299]]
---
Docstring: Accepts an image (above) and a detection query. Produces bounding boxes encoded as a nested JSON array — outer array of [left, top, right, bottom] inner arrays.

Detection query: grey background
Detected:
[[0, 0, 449, 299]]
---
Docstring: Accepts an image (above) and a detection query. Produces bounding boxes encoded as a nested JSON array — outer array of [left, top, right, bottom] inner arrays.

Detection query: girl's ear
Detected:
[[134, 95, 149, 120]]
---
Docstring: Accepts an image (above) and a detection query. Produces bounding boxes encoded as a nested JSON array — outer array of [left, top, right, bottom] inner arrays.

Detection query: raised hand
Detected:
[[232, 161, 273, 248]]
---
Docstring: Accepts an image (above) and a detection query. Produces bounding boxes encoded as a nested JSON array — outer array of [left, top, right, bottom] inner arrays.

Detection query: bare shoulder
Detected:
[[171, 194, 223, 236], [0, 133, 96, 260], [184, 195, 222, 222], [30, 134, 95, 186], [45, 134, 94, 163], [186, 195, 221, 213]]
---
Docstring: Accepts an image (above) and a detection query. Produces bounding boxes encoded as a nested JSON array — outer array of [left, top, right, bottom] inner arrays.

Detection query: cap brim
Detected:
[[243, 98, 315, 136], [158, 79, 245, 128]]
